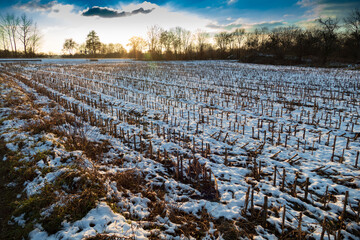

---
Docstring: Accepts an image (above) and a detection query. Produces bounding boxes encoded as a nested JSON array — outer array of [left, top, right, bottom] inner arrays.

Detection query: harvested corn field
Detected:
[[1, 60, 359, 239]]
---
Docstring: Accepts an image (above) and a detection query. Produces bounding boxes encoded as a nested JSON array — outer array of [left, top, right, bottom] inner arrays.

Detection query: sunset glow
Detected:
[[1, 0, 358, 53]]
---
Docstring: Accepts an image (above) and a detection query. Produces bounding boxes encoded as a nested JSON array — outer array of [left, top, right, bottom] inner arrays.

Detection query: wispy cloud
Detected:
[[297, 0, 318, 8], [295, 18, 319, 29], [227, 0, 238, 4], [206, 22, 242, 30], [254, 21, 287, 29], [207, 19, 287, 31], [81, 6, 155, 18], [17, 0, 57, 11], [297, 0, 360, 19]]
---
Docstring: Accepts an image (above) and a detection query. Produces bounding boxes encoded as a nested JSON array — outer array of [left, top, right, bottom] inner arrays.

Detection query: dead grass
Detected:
[[61, 132, 110, 162], [112, 169, 145, 193], [3, 89, 27, 107], [168, 206, 212, 239], [10, 169, 107, 236], [84, 234, 133, 240], [215, 219, 242, 240], [146, 200, 166, 220], [0, 77, 110, 237], [22, 109, 111, 162], [0, 138, 30, 240], [22, 111, 73, 135]]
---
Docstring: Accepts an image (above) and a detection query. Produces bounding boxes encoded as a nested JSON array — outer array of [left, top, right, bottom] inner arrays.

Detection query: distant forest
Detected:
[[1, 9, 360, 65]]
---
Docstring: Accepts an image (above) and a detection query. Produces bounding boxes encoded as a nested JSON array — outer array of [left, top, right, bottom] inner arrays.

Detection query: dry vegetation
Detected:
[[0, 60, 359, 239]]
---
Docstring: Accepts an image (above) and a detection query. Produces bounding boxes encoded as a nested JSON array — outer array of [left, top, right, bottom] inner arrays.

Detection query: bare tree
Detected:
[[344, 8, 360, 37], [28, 23, 41, 55], [127, 36, 146, 59], [233, 28, 245, 57], [160, 30, 174, 54], [317, 17, 339, 63], [344, 8, 360, 60], [106, 43, 114, 53], [8, 14, 19, 55], [78, 43, 87, 54], [245, 28, 264, 51], [62, 38, 77, 55], [97, 43, 125, 57], [147, 25, 162, 54], [99, 43, 108, 55], [170, 28, 181, 55], [180, 28, 192, 54], [113, 43, 126, 55], [233, 28, 245, 48], [0, 24, 9, 51], [215, 32, 233, 56], [1, 14, 12, 52], [18, 13, 33, 56], [266, 26, 298, 59], [195, 30, 208, 57], [293, 28, 318, 61], [1, 13, 20, 55], [169, 27, 191, 55]]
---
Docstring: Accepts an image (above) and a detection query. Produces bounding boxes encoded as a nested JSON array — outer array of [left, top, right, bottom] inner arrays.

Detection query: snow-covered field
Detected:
[[0, 60, 359, 239]]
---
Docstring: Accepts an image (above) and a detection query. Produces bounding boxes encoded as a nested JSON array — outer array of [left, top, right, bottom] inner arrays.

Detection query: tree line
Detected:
[[0, 13, 41, 57], [2, 10, 359, 64], [65, 11, 360, 65]]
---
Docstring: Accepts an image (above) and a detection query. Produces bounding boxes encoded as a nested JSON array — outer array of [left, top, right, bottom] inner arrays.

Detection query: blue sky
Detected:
[[1, 0, 358, 53]]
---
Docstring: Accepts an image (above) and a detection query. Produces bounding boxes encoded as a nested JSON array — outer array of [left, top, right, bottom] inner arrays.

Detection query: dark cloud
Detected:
[[131, 7, 154, 14], [19, 0, 57, 10], [82, 6, 155, 18]]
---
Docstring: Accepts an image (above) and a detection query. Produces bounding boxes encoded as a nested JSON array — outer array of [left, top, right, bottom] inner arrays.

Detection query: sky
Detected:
[[1, 0, 359, 54]]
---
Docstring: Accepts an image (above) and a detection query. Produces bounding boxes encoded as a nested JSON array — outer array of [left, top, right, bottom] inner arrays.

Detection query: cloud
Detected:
[[206, 22, 242, 31], [206, 18, 250, 31], [297, 0, 318, 8], [81, 6, 155, 18], [227, 0, 238, 4], [207, 18, 288, 32], [34, 1, 213, 53], [253, 21, 287, 29], [296, 18, 319, 29], [297, 0, 360, 19], [17, 0, 57, 11]]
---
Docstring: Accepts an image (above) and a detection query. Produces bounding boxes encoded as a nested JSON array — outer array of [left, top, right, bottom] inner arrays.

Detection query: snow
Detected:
[[1, 60, 359, 239], [30, 202, 149, 240]]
